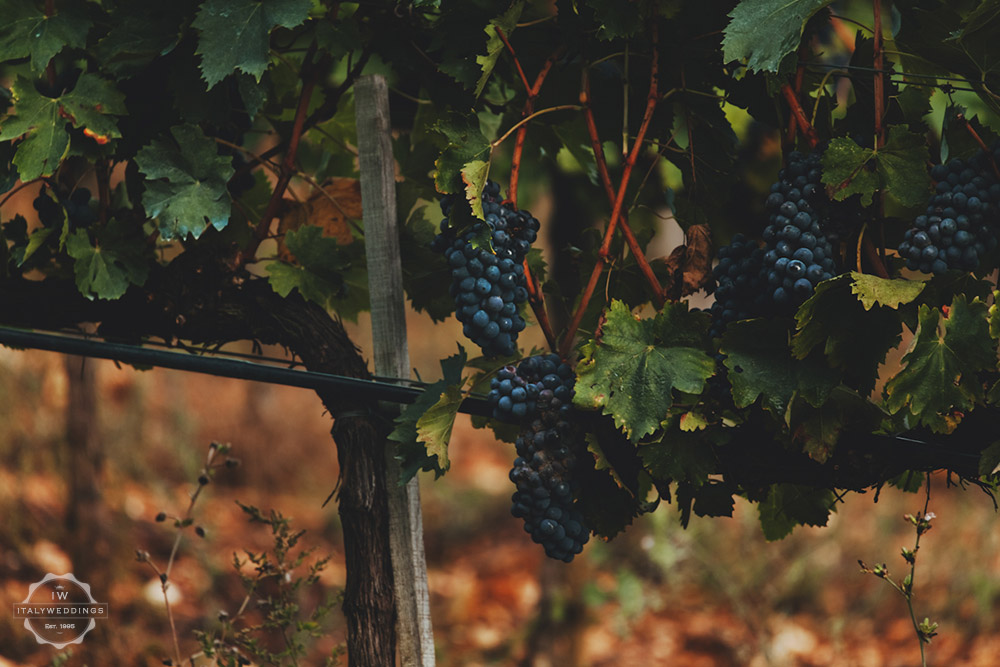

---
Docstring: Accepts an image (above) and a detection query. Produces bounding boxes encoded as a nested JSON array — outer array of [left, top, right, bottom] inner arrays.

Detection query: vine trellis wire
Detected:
[[0, 325, 984, 469]]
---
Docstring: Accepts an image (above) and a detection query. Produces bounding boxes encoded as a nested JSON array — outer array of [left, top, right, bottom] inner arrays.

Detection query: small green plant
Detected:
[[192, 503, 344, 666], [859, 477, 938, 667], [137, 441, 238, 666]]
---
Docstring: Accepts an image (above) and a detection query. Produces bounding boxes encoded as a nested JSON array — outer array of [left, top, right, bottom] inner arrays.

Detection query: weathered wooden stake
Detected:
[[355, 74, 436, 666]]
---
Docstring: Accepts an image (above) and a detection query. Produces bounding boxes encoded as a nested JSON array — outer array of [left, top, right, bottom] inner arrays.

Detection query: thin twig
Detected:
[[873, 0, 886, 147], [960, 115, 1000, 180], [561, 25, 660, 356], [495, 26, 531, 94], [509, 45, 565, 206], [0, 177, 49, 209], [781, 83, 819, 148], [491, 105, 581, 148], [234, 45, 321, 269], [581, 69, 665, 305], [503, 45, 565, 352]]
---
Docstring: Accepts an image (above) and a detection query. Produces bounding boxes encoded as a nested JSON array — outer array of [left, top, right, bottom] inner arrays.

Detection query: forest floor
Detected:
[[0, 339, 999, 666]]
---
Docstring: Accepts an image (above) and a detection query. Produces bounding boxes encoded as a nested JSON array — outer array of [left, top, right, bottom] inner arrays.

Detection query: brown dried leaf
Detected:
[[277, 178, 362, 261], [680, 224, 713, 296], [661, 224, 713, 300]]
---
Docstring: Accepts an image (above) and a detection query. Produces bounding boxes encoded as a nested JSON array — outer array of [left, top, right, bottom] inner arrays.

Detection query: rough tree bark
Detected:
[[0, 267, 398, 665]]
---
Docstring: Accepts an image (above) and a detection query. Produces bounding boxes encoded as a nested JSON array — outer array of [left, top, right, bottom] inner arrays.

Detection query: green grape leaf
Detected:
[[895, 85, 933, 131], [59, 73, 128, 142], [193, 0, 313, 88], [584, 0, 644, 40], [989, 293, 1000, 339], [722, 318, 838, 413], [675, 480, 735, 528], [266, 226, 369, 320], [0, 0, 92, 72], [400, 201, 454, 322], [849, 272, 925, 310], [461, 159, 490, 221], [95, 10, 184, 78], [757, 484, 836, 540], [0, 74, 126, 180], [788, 387, 883, 463], [940, 105, 1000, 163], [884, 296, 994, 432], [978, 441, 1000, 477], [722, 0, 834, 73], [414, 385, 461, 474], [389, 347, 467, 481], [793, 273, 916, 394], [19, 226, 56, 267], [888, 471, 925, 493], [821, 126, 930, 207], [65, 220, 150, 300], [135, 124, 234, 240], [432, 113, 491, 195], [474, 2, 524, 97], [574, 300, 715, 441], [638, 430, 716, 487]]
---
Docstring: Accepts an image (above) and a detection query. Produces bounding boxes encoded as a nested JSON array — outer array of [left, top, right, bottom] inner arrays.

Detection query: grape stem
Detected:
[[508, 45, 565, 207], [233, 44, 323, 270], [561, 25, 661, 357], [495, 27, 532, 95], [781, 83, 819, 148], [959, 114, 1000, 180], [873, 0, 886, 148], [497, 40, 565, 353], [491, 105, 581, 149]]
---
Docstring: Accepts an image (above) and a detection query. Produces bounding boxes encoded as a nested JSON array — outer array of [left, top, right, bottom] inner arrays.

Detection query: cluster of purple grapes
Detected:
[[897, 145, 1000, 274], [431, 181, 539, 357], [760, 151, 837, 307], [33, 186, 96, 230], [710, 151, 839, 336], [491, 354, 589, 562], [709, 233, 766, 338], [487, 353, 575, 422]]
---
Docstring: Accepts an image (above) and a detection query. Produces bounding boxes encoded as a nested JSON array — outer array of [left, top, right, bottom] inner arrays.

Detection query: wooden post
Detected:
[[355, 74, 436, 667]]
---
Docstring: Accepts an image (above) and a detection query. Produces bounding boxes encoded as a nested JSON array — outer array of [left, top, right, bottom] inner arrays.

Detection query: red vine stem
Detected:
[[497, 42, 564, 353], [872, 0, 889, 270], [786, 58, 806, 147], [560, 27, 660, 357], [509, 46, 564, 206], [961, 115, 1000, 180], [873, 0, 885, 147], [495, 27, 531, 95], [781, 83, 819, 149], [522, 261, 558, 351], [581, 74, 664, 305], [863, 235, 890, 278], [234, 46, 319, 269]]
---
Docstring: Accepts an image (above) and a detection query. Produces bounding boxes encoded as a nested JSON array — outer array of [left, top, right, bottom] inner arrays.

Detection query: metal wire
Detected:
[[0, 326, 985, 465], [0, 327, 492, 417]]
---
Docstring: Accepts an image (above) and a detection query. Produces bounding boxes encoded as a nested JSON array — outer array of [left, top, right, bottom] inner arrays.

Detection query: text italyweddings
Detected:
[[13, 604, 108, 616]]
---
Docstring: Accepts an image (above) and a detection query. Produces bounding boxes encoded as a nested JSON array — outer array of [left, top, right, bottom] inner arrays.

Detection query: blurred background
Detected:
[[0, 301, 999, 666]]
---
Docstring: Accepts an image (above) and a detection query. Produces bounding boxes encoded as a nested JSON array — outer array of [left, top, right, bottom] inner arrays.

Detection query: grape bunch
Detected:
[[709, 233, 766, 338], [897, 146, 1000, 274], [32, 186, 96, 229], [488, 353, 575, 422], [65, 188, 96, 229], [759, 150, 837, 308], [504, 355, 589, 562], [32, 188, 62, 228], [431, 181, 540, 356]]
